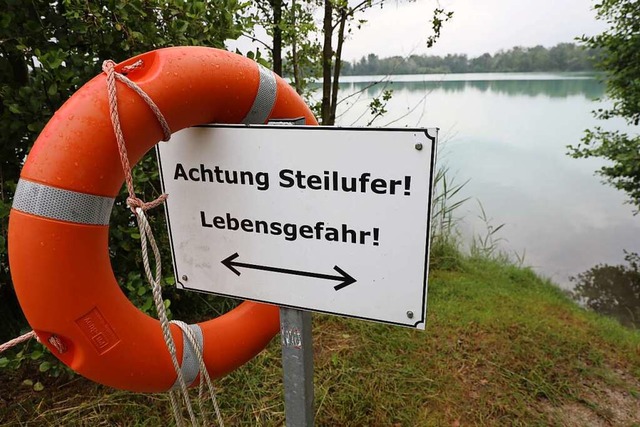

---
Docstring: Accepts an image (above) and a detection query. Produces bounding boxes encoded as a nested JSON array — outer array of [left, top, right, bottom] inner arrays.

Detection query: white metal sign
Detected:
[[157, 125, 437, 329]]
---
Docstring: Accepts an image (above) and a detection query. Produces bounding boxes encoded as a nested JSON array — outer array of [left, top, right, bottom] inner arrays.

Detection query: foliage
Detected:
[[319, 1, 452, 125], [342, 42, 599, 75], [244, 1, 451, 124], [568, 0, 640, 211], [0, 0, 247, 359], [365, 88, 392, 126], [0, 336, 71, 391], [426, 7, 454, 49], [320, 0, 383, 125], [246, 0, 322, 98], [571, 251, 640, 328]]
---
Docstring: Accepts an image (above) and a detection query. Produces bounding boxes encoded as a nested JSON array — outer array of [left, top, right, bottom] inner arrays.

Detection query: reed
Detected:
[[429, 164, 469, 270]]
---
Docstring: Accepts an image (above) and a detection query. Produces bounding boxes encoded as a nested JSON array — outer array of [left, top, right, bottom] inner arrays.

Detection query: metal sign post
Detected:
[[280, 307, 314, 426]]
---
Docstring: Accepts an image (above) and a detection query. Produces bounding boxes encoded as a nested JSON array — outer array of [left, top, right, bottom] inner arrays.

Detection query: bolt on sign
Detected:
[[157, 125, 437, 329]]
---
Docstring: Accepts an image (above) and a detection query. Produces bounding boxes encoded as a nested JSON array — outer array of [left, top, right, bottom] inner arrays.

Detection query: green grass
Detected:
[[2, 255, 640, 426]]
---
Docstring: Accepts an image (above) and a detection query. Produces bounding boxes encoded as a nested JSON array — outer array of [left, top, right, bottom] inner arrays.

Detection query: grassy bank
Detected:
[[2, 255, 639, 426]]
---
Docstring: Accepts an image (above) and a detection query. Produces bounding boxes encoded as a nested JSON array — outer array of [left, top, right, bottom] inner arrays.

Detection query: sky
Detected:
[[229, 0, 608, 61], [340, 0, 608, 61]]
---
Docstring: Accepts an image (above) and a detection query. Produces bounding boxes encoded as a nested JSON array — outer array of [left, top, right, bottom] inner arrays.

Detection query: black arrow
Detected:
[[221, 252, 356, 291]]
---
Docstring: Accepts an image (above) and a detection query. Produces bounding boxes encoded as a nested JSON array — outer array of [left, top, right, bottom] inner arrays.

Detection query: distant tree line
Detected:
[[342, 43, 599, 75]]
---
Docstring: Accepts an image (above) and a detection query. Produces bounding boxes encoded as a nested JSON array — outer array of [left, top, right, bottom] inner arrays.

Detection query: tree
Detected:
[[285, 0, 322, 95], [247, 0, 286, 76], [319, 1, 452, 125], [568, 0, 640, 212], [0, 0, 248, 342], [243, 1, 452, 124], [343, 43, 596, 75], [248, 0, 321, 94]]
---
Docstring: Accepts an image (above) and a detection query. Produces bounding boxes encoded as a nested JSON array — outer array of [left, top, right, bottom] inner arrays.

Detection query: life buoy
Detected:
[[8, 47, 318, 392]]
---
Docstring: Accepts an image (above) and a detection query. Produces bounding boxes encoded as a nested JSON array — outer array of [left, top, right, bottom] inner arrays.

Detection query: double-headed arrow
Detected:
[[221, 252, 356, 291]]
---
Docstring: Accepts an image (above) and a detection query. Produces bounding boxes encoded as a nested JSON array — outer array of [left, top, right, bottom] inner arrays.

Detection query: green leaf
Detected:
[[141, 298, 153, 312], [33, 381, 45, 391], [48, 56, 64, 70], [27, 122, 42, 132], [47, 83, 58, 97], [30, 350, 43, 360], [0, 357, 9, 368], [39, 361, 51, 372], [22, 379, 33, 386], [0, 13, 12, 28]]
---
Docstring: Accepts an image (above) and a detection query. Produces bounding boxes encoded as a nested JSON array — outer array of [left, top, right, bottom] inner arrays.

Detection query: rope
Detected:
[[102, 59, 170, 212], [135, 207, 197, 426], [172, 320, 224, 427], [0, 331, 36, 354], [1, 331, 67, 355], [102, 59, 223, 426]]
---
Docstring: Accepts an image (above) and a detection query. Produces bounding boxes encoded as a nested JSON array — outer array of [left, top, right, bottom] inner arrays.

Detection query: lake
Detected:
[[329, 73, 640, 289]]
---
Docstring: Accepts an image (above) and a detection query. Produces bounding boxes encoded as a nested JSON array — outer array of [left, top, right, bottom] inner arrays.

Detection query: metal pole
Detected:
[[280, 307, 314, 426]]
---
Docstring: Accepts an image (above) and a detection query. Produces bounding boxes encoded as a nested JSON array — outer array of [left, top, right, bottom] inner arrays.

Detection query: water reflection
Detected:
[[338, 78, 605, 100], [570, 252, 640, 329]]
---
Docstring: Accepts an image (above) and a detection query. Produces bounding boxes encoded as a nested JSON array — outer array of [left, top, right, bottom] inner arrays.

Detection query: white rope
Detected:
[[0, 331, 36, 353], [102, 57, 224, 426], [171, 320, 224, 427], [135, 208, 198, 426]]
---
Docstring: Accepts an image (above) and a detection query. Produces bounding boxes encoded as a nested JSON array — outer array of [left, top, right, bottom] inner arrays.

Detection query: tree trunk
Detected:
[[271, 0, 283, 76], [321, 0, 333, 125], [329, 8, 347, 125], [291, 0, 303, 94]]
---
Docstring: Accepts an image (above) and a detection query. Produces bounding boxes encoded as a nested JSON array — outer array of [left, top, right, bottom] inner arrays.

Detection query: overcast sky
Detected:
[[229, 1, 608, 61], [341, 0, 607, 60]]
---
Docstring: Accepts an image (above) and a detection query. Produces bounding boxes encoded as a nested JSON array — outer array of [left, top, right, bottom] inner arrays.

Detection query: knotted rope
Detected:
[[102, 59, 223, 427], [102, 59, 170, 213]]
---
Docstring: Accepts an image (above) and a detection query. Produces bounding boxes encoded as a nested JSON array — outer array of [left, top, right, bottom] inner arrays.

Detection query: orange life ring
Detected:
[[8, 47, 318, 392]]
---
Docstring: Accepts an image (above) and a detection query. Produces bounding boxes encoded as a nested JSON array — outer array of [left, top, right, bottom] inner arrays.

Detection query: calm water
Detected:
[[329, 73, 640, 288]]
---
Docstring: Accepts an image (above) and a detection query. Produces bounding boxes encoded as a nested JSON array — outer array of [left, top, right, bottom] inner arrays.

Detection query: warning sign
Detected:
[[157, 125, 437, 329]]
